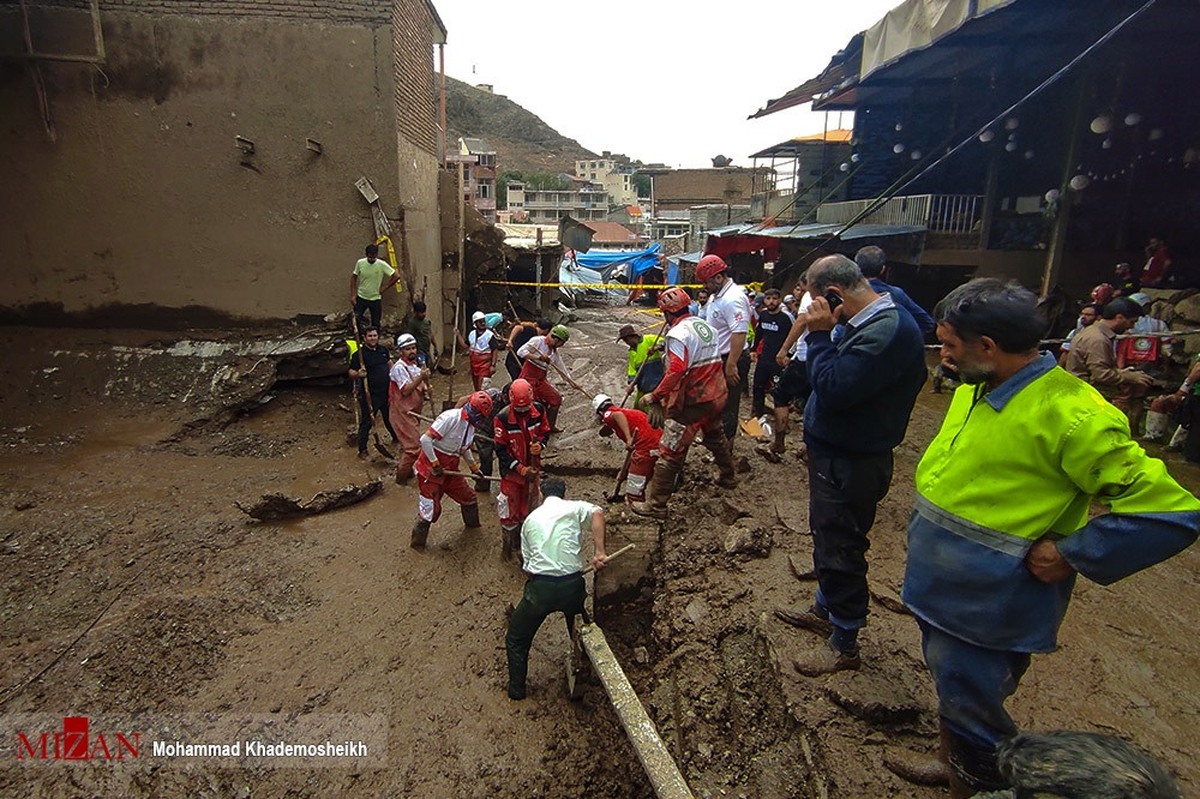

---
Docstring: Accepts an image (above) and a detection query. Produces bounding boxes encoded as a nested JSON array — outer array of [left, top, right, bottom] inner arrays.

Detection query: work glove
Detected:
[[431, 463, 445, 478], [647, 402, 665, 429], [529, 442, 543, 456]]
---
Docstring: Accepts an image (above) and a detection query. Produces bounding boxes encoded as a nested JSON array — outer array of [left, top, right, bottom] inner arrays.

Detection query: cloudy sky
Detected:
[[432, 0, 902, 169]]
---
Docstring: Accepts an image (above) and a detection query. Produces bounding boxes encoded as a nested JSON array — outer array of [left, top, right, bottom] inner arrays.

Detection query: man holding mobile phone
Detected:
[[776, 254, 926, 676]]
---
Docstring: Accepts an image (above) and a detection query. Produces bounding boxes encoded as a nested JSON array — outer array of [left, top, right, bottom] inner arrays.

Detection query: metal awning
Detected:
[[706, 222, 925, 241], [749, 33, 863, 119]]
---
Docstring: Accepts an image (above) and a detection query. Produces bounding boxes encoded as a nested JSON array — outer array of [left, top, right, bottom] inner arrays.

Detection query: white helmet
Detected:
[[396, 333, 417, 348], [592, 393, 612, 415], [471, 311, 486, 323]]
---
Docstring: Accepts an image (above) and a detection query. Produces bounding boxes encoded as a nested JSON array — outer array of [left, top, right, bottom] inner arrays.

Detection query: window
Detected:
[[477, 183, 491, 199]]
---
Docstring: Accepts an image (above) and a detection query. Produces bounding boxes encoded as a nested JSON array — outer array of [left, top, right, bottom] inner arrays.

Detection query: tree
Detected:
[[632, 173, 652, 199]]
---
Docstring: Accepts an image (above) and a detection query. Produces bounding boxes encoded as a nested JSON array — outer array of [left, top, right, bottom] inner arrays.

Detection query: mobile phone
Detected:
[[824, 289, 843, 312]]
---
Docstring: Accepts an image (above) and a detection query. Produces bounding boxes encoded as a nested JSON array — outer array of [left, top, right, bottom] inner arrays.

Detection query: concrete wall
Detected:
[[653, 168, 769, 212], [0, 0, 441, 328]]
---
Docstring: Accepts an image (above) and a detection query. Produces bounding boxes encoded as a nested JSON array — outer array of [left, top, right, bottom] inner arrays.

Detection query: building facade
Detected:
[[505, 182, 608, 224], [0, 0, 446, 328]]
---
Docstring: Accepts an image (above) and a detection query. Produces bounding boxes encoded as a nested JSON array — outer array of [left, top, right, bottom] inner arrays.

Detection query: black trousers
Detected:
[[505, 352, 523, 380], [356, 390, 397, 452], [505, 574, 586, 696], [720, 351, 752, 440], [354, 297, 382, 329], [807, 450, 894, 629], [751, 358, 783, 417], [476, 434, 495, 477]]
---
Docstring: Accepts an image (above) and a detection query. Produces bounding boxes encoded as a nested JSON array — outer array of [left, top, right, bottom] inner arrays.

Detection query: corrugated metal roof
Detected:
[[707, 222, 925, 241]]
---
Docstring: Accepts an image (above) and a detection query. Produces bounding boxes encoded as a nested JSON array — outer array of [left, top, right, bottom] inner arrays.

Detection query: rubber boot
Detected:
[[461, 503, 481, 529], [629, 460, 680, 519], [410, 520, 430, 550], [704, 433, 737, 488], [501, 525, 518, 561], [547, 405, 560, 433], [1144, 410, 1169, 442]]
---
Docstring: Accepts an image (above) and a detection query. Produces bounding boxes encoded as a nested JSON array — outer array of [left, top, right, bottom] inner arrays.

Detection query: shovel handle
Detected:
[[582, 542, 635, 575]]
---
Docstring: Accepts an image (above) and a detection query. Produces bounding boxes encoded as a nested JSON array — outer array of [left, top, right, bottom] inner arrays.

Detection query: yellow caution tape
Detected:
[[479, 279, 703, 290]]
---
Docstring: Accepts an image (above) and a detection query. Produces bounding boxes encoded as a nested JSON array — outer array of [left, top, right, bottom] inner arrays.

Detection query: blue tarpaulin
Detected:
[[571, 242, 663, 278]]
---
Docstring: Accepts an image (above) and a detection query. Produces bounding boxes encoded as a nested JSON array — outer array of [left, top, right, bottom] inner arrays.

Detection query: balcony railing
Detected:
[[815, 194, 982, 236]]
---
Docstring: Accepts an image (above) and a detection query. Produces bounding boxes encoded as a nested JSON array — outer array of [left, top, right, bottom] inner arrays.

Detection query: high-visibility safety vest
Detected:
[[903, 353, 1200, 652]]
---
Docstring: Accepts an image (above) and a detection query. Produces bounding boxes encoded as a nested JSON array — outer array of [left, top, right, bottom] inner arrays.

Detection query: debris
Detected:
[[724, 521, 774, 558], [235, 479, 383, 521], [788, 554, 817, 582], [822, 673, 922, 725], [870, 586, 910, 616]]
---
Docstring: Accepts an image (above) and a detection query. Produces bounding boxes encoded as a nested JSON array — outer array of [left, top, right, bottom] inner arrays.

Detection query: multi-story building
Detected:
[[575, 152, 638, 207], [749, 130, 853, 222], [506, 181, 608, 225], [446, 137, 497, 223]]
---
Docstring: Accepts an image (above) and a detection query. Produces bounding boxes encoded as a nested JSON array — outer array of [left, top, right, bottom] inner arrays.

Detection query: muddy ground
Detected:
[[1, 307, 1199, 798]]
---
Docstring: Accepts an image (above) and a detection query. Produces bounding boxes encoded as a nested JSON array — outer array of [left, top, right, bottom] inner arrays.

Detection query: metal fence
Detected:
[[815, 194, 982, 235]]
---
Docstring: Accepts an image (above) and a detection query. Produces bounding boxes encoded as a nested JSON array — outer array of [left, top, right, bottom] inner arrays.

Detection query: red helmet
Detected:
[[696, 254, 728, 281], [1090, 283, 1115, 306], [509, 378, 534, 410], [657, 286, 691, 314], [466, 390, 494, 418]]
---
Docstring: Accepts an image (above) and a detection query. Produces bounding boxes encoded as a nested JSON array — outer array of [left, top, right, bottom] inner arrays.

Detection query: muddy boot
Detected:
[[705, 436, 737, 489], [1144, 410, 1169, 442], [547, 405, 560, 433], [410, 520, 430, 550], [883, 721, 951, 787], [501, 525, 518, 561], [629, 460, 679, 519], [461, 503, 481, 529]]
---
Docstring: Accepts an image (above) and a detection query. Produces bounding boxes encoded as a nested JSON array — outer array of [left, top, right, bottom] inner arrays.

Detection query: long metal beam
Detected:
[[578, 623, 694, 799]]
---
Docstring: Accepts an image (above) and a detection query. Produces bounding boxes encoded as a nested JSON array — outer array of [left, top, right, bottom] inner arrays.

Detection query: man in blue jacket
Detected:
[[854, 245, 935, 337], [902, 278, 1200, 796], [776, 254, 927, 675]]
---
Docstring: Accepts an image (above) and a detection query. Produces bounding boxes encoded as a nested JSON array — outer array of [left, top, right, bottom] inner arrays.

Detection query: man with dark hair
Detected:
[[504, 477, 608, 700], [777, 254, 926, 676], [750, 288, 793, 418], [347, 326, 399, 458], [350, 243, 399, 328], [1064, 296, 1156, 434], [897, 277, 1199, 795], [853, 245, 935, 336], [403, 300, 436, 370], [504, 317, 550, 380]]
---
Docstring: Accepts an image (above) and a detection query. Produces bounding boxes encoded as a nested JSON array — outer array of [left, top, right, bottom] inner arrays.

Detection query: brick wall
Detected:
[[654, 168, 770, 211], [4, 0, 391, 24], [391, 0, 438, 157]]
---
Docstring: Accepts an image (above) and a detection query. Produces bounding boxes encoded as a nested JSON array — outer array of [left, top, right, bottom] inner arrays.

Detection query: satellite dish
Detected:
[[711, 155, 732, 167]]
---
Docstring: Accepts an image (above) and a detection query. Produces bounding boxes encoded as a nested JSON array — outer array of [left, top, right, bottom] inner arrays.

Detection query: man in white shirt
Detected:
[[768, 276, 815, 461], [410, 392, 492, 550], [698, 254, 750, 440], [504, 477, 609, 700]]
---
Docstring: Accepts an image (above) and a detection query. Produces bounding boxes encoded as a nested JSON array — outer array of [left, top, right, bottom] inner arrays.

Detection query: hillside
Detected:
[[443, 75, 596, 174]]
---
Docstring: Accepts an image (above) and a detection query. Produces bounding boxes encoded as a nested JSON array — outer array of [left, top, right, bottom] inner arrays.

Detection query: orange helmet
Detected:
[[509, 378, 534, 410], [1090, 283, 1115, 306], [696, 254, 728, 281], [466, 390, 494, 420], [657, 286, 692, 314]]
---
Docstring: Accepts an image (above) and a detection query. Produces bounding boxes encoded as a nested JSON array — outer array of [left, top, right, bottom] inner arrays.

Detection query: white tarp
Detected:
[[861, 0, 1018, 80]]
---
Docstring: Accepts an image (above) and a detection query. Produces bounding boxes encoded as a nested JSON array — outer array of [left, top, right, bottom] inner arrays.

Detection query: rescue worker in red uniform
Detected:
[[411, 391, 493, 550], [494, 379, 551, 561], [592, 394, 662, 504], [631, 287, 736, 519], [516, 324, 580, 432], [388, 332, 431, 482]]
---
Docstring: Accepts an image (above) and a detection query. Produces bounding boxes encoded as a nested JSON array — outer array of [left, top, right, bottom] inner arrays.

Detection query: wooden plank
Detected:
[[578, 624, 694, 799]]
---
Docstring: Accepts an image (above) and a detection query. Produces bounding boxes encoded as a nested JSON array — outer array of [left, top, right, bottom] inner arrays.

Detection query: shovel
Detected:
[[605, 434, 638, 502]]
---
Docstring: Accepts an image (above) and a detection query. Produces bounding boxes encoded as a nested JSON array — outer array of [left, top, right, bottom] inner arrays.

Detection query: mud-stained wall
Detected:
[[0, 1, 442, 328]]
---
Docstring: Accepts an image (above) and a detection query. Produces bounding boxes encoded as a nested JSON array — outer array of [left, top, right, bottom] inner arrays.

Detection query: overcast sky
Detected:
[[432, 0, 901, 169]]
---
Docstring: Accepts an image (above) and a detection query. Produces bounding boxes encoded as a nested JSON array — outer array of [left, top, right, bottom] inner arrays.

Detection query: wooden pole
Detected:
[[578, 624, 694, 799]]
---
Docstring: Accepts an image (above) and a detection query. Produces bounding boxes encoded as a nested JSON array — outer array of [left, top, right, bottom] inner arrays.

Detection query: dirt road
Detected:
[[1, 310, 1198, 797]]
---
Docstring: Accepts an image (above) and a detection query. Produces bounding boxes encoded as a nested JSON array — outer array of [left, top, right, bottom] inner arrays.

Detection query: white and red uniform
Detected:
[[467, 328, 496, 389], [493, 402, 551, 530], [516, 335, 569, 410], [415, 407, 478, 523], [389, 357, 426, 478], [601, 407, 662, 502], [648, 314, 728, 466]]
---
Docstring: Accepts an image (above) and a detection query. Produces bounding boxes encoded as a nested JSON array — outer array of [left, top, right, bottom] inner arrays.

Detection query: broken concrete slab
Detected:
[[235, 479, 383, 521]]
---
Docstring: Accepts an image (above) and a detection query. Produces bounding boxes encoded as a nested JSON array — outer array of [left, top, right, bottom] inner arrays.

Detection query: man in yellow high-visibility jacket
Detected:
[[901, 278, 1200, 796]]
